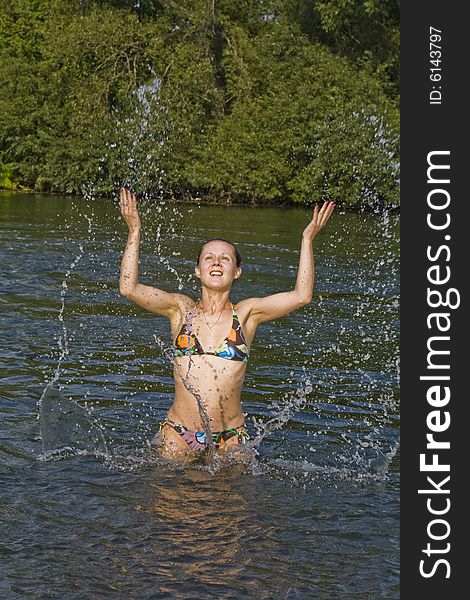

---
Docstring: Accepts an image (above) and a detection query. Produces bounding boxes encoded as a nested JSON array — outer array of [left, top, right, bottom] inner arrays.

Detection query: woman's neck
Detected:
[[199, 290, 231, 314]]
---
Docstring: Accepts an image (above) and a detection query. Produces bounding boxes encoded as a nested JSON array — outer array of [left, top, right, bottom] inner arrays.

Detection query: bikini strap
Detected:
[[159, 418, 187, 435]]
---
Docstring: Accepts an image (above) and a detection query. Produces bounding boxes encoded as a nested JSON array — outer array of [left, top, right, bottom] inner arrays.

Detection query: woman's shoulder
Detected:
[[233, 298, 261, 342], [174, 293, 196, 309], [233, 297, 258, 318], [233, 297, 257, 308], [168, 294, 196, 334]]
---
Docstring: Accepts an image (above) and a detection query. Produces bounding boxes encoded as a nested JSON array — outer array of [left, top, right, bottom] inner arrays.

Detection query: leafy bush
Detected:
[[0, 0, 399, 207]]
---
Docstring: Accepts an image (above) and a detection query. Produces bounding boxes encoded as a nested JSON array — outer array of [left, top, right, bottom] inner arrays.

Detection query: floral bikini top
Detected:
[[173, 303, 249, 362]]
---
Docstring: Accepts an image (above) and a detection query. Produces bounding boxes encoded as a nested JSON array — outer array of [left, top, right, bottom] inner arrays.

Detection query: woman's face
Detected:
[[195, 241, 241, 290]]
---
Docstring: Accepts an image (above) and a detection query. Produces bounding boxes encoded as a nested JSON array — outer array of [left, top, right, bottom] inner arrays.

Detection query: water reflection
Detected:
[[147, 469, 252, 591]]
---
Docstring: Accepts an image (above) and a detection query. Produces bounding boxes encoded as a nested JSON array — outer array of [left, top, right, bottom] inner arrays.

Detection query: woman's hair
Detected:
[[197, 238, 241, 268]]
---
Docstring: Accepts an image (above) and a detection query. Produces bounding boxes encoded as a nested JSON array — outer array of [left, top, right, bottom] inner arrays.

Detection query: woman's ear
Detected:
[[234, 267, 242, 279], [195, 265, 201, 279]]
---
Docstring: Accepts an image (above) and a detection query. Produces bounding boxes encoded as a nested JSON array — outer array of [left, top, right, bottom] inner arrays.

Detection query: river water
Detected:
[[0, 192, 399, 599]]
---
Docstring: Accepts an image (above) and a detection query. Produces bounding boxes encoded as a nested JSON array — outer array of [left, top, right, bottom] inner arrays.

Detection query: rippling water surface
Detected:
[[0, 193, 399, 599]]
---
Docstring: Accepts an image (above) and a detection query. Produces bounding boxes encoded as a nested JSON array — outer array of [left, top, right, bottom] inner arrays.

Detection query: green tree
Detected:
[[273, 0, 400, 99], [0, 0, 399, 207], [185, 17, 399, 206]]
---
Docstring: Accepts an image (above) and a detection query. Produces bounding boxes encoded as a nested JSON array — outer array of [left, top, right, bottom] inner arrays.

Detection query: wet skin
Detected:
[[118, 188, 335, 461], [158, 279, 257, 461]]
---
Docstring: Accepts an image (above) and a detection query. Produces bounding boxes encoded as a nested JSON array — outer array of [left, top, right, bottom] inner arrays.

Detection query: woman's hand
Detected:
[[119, 187, 141, 232], [302, 200, 336, 244]]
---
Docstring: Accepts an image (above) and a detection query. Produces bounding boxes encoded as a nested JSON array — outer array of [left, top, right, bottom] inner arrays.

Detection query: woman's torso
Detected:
[[168, 299, 255, 431]]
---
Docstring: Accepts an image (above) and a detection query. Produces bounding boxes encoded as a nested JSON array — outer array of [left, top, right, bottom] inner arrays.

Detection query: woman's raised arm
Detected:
[[118, 188, 186, 319], [245, 200, 336, 325]]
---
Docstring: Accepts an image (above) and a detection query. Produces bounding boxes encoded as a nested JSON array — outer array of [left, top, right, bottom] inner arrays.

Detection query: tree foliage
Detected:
[[0, 0, 399, 207]]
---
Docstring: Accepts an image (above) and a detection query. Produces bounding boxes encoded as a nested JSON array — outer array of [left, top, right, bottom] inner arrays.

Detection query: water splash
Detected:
[[108, 75, 168, 199], [37, 221, 113, 459], [38, 387, 110, 460], [35, 74, 195, 462], [37, 236, 86, 446], [249, 371, 312, 448], [36, 108, 398, 486]]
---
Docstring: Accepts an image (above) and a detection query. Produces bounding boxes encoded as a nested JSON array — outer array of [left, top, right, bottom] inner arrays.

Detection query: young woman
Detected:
[[119, 188, 335, 462]]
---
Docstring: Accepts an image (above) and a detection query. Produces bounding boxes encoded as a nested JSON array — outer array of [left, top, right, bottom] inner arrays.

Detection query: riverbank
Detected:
[[0, 188, 400, 213]]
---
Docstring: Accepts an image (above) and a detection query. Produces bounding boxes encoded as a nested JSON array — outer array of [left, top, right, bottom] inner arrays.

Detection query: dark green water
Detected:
[[0, 192, 399, 599]]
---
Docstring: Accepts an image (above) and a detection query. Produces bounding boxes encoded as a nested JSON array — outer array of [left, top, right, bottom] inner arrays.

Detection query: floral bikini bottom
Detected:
[[158, 418, 250, 453]]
